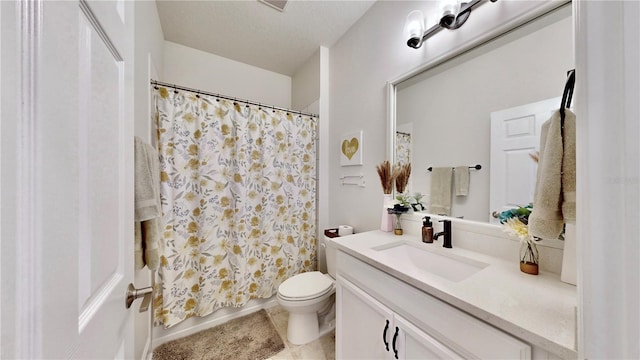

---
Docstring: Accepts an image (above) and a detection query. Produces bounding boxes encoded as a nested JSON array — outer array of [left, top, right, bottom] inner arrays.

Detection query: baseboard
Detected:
[[152, 297, 279, 349], [142, 338, 152, 360]]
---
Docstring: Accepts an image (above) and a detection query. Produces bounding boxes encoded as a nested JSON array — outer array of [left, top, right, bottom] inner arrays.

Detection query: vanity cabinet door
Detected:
[[337, 276, 462, 360], [336, 276, 394, 359], [394, 315, 463, 360]]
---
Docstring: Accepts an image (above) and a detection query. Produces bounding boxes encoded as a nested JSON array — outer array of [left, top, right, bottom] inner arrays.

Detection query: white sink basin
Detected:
[[371, 241, 488, 282]]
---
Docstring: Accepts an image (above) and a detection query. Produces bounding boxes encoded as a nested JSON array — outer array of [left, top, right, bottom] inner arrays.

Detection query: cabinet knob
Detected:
[[392, 326, 400, 359], [383, 320, 390, 351]]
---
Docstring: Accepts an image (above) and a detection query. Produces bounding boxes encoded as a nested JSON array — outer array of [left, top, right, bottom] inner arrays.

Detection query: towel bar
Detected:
[[427, 164, 481, 172]]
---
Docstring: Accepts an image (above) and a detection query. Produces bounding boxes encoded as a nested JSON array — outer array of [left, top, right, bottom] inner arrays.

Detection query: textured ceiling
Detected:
[[156, 0, 376, 76]]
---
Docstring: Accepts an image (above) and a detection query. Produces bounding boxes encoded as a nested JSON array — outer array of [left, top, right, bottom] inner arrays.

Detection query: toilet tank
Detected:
[[324, 235, 338, 278]]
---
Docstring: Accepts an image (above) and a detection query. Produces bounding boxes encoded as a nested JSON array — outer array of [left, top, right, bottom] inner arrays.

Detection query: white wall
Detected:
[[396, 12, 573, 222], [0, 1, 18, 357], [328, 0, 564, 232], [292, 49, 320, 111], [133, 2, 165, 359], [163, 41, 291, 109], [134, 2, 165, 142], [290, 46, 330, 272]]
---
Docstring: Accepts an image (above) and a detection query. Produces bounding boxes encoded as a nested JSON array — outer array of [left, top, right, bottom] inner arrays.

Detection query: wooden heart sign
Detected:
[[342, 137, 359, 160]]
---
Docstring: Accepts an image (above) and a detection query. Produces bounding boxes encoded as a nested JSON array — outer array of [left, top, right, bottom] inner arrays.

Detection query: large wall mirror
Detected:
[[392, 3, 573, 224]]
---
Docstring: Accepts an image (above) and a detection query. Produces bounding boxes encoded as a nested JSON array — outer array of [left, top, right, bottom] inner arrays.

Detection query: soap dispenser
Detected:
[[422, 216, 433, 243]]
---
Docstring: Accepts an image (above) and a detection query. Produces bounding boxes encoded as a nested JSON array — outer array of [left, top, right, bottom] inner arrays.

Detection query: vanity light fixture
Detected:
[[404, 0, 498, 49]]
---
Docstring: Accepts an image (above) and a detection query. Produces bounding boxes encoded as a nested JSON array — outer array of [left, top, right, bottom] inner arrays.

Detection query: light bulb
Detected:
[[440, 0, 462, 29], [404, 10, 425, 49]]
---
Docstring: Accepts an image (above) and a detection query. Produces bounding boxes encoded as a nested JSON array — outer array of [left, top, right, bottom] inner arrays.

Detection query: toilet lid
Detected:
[[278, 271, 334, 301]]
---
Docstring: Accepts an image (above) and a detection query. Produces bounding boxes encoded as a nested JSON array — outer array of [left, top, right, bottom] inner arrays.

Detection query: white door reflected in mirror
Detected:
[[489, 97, 561, 224]]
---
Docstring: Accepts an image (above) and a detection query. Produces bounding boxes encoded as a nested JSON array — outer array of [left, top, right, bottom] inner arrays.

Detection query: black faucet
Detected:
[[433, 219, 452, 248]]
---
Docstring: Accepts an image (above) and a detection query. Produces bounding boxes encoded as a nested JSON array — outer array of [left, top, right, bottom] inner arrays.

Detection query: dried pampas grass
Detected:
[[393, 163, 411, 194], [376, 160, 394, 194]]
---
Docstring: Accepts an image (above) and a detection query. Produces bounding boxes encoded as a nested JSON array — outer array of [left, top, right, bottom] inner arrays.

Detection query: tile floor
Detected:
[[265, 305, 336, 360]]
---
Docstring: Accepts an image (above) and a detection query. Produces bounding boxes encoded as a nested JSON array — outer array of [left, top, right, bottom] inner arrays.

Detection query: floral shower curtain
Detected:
[[396, 132, 411, 165], [153, 87, 317, 328]]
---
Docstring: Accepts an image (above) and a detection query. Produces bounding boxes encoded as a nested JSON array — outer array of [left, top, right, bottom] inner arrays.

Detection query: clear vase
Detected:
[[519, 240, 539, 275], [393, 213, 403, 235], [380, 194, 394, 232]]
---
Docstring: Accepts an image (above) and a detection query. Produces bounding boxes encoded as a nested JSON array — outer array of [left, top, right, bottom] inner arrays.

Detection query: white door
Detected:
[[336, 276, 395, 359], [489, 97, 560, 224], [1, 1, 135, 358]]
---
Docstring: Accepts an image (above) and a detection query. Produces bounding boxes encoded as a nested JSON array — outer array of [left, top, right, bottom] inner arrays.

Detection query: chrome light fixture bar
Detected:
[[405, 0, 498, 49]]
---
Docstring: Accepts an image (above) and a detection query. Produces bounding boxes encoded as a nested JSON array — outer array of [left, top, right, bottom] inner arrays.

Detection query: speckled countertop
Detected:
[[330, 230, 577, 359]]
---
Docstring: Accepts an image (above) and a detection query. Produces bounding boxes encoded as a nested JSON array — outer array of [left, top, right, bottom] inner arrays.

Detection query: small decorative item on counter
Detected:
[[421, 216, 433, 243], [380, 194, 394, 232], [497, 204, 540, 275], [519, 236, 539, 275], [392, 162, 412, 218], [376, 161, 396, 232], [324, 228, 340, 238], [376, 160, 394, 195], [387, 205, 409, 235]]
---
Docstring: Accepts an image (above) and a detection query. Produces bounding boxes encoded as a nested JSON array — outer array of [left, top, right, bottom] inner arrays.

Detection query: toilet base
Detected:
[[287, 311, 320, 345], [283, 295, 336, 345]]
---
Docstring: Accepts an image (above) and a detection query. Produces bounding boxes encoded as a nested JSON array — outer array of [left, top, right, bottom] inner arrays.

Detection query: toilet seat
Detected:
[[278, 271, 334, 301]]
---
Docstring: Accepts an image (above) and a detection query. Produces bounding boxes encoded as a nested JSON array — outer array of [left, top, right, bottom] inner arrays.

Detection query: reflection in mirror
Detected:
[[394, 4, 573, 223]]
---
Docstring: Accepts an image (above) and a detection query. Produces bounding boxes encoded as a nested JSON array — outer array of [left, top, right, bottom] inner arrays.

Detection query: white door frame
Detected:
[[575, 1, 640, 358]]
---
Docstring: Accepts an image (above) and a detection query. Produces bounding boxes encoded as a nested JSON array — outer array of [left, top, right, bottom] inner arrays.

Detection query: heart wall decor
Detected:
[[342, 138, 359, 160], [340, 131, 363, 166]]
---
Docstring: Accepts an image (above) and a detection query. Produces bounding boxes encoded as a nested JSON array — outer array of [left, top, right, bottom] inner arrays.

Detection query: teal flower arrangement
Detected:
[[495, 203, 532, 227], [494, 204, 539, 275]]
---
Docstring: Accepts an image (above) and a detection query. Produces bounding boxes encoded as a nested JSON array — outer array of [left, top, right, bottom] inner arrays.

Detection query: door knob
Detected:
[[125, 283, 153, 312]]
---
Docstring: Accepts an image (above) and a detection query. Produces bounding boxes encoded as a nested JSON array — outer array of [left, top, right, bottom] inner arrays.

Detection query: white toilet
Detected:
[[276, 235, 339, 345]]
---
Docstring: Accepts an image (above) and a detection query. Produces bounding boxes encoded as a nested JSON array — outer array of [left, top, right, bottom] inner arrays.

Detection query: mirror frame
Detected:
[[386, 1, 570, 248]]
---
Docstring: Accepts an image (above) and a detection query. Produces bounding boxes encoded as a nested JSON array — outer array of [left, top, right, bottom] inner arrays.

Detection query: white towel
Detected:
[[135, 219, 161, 270], [134, 136, 162, 270], [561, 110, 576, 223], [454, 166, 470, 197], [135, 137, 162, 221], [528, 110, 576, 239], [429, 167, 453, 216]]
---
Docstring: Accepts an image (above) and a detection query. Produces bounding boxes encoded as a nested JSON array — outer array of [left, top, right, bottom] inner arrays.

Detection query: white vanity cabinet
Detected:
[[335, 251, 532, 359], [336, 276, 392, 359], [337, 276, 461, 359]]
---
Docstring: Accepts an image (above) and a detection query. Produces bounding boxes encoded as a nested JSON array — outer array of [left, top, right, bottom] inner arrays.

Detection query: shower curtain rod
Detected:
[[151, 80, 318, 118]]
